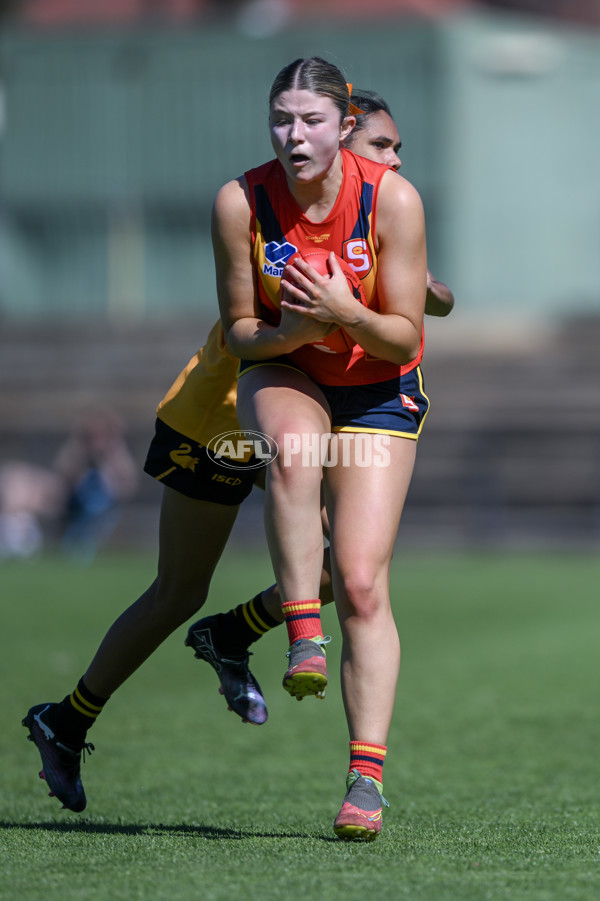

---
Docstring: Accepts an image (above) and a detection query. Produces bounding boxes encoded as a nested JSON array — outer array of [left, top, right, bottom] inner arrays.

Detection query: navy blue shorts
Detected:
[[321, 367, 429, 439], [238, 359, 430, 439]]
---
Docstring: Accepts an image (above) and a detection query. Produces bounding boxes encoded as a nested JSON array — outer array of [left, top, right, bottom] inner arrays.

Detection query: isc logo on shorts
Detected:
[[211, 474, 242, 486]]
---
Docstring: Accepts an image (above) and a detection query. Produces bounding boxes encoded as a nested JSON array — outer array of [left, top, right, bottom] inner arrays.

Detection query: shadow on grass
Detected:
[[0, 819, 338, 841]]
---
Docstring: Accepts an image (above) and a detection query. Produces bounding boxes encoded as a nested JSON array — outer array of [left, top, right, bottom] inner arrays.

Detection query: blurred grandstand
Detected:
[[6, 0, 600, 28], [0, 0, 598, 551]]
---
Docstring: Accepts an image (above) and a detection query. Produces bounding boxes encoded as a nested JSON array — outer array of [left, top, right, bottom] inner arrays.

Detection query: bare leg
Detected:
[[236, 366, 331, 605], [84, 486, 239, 698], [260, 545, 333, 623], [324, 435, 417, 744]]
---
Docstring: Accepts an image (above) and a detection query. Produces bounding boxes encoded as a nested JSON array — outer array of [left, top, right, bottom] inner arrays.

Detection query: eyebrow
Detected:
[[271, 106, 326, 117], [372, 134, 402, 152]]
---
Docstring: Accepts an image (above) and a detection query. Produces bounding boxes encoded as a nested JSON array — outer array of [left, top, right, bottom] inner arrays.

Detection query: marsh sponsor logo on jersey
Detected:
[[206, 430, 279, 470], [263, 240, 298, 277]]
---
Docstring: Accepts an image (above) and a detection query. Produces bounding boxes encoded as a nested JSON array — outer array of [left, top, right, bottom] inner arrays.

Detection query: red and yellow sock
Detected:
[[349, 740, 387, 787], [281, 599, 323, 645]]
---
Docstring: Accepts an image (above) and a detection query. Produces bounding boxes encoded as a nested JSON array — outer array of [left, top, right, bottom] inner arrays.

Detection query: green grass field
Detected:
[[1, 549, 599, 901]]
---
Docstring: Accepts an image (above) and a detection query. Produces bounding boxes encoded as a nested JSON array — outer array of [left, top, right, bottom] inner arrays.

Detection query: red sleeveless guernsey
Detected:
[[244, 147, 424, 387]]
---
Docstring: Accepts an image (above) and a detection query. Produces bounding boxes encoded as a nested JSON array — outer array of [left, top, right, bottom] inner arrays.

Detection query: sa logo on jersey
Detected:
[[343, 238, 373, 275]]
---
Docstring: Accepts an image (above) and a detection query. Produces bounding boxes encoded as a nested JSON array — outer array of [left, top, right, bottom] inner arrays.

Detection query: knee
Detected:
[[150, 570, 210, 622], [268, 446, 322, 494], [272, 421, 330, 471], [336, 566, 382, 621]]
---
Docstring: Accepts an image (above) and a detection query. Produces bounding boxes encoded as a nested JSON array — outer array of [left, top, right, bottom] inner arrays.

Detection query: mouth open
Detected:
[[290, 153, 309, 165]]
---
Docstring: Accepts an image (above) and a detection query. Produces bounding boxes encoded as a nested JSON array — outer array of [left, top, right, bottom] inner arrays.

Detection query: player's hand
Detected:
[[280, 254, 358, 326], [425, 269, 455, 317], [277, 301, 334, 347]]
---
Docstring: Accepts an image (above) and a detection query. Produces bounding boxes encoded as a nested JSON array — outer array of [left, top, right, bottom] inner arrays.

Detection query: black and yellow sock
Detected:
[[50, 677, 109, 745], [215, 591, 281, 655]]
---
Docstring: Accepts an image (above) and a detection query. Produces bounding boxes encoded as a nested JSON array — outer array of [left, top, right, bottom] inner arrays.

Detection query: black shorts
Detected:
[[143, 418, 260, 506]]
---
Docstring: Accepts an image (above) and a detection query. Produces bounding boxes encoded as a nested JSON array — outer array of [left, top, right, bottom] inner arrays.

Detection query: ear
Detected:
[[340, 115, 356, 143]]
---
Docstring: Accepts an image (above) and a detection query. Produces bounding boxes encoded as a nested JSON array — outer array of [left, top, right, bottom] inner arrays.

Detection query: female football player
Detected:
[[23, 78, 452, 833], [214, 57, 428, 839]]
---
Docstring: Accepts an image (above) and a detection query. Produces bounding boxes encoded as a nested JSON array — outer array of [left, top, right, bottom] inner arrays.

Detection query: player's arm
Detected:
[[425, 270, 455, 317], [337, 171, 427, 364], [212, 178, 331, 358]]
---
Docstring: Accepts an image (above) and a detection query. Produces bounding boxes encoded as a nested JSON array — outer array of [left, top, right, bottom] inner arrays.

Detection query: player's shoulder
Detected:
[[213, 176, 250, 219], [380, 169, 422, 199], [215, 159, 281, 212], [379, 169, 424, 214], [214, 175, 246, 201]]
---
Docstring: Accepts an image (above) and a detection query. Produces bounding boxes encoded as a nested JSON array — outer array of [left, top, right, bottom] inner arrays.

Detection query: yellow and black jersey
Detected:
[[156, 320, 240, 448]]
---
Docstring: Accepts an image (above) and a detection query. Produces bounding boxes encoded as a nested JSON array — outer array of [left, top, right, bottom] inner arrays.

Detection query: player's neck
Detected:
[[287, 155, 344, 223]]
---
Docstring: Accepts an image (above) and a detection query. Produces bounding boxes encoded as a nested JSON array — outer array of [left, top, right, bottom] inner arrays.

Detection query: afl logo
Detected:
[[206, 430, 279, 470]]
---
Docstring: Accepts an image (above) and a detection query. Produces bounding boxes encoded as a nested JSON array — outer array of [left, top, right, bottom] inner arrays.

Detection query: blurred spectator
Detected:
[[0, 407, 138, 562], [0, 462, 63, 559], [54, 407, 139, 560]]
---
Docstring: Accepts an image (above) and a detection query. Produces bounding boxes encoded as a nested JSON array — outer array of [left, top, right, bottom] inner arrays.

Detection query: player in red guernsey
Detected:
[[22, 78, 452, 833], [214, 58, 428, 840]]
